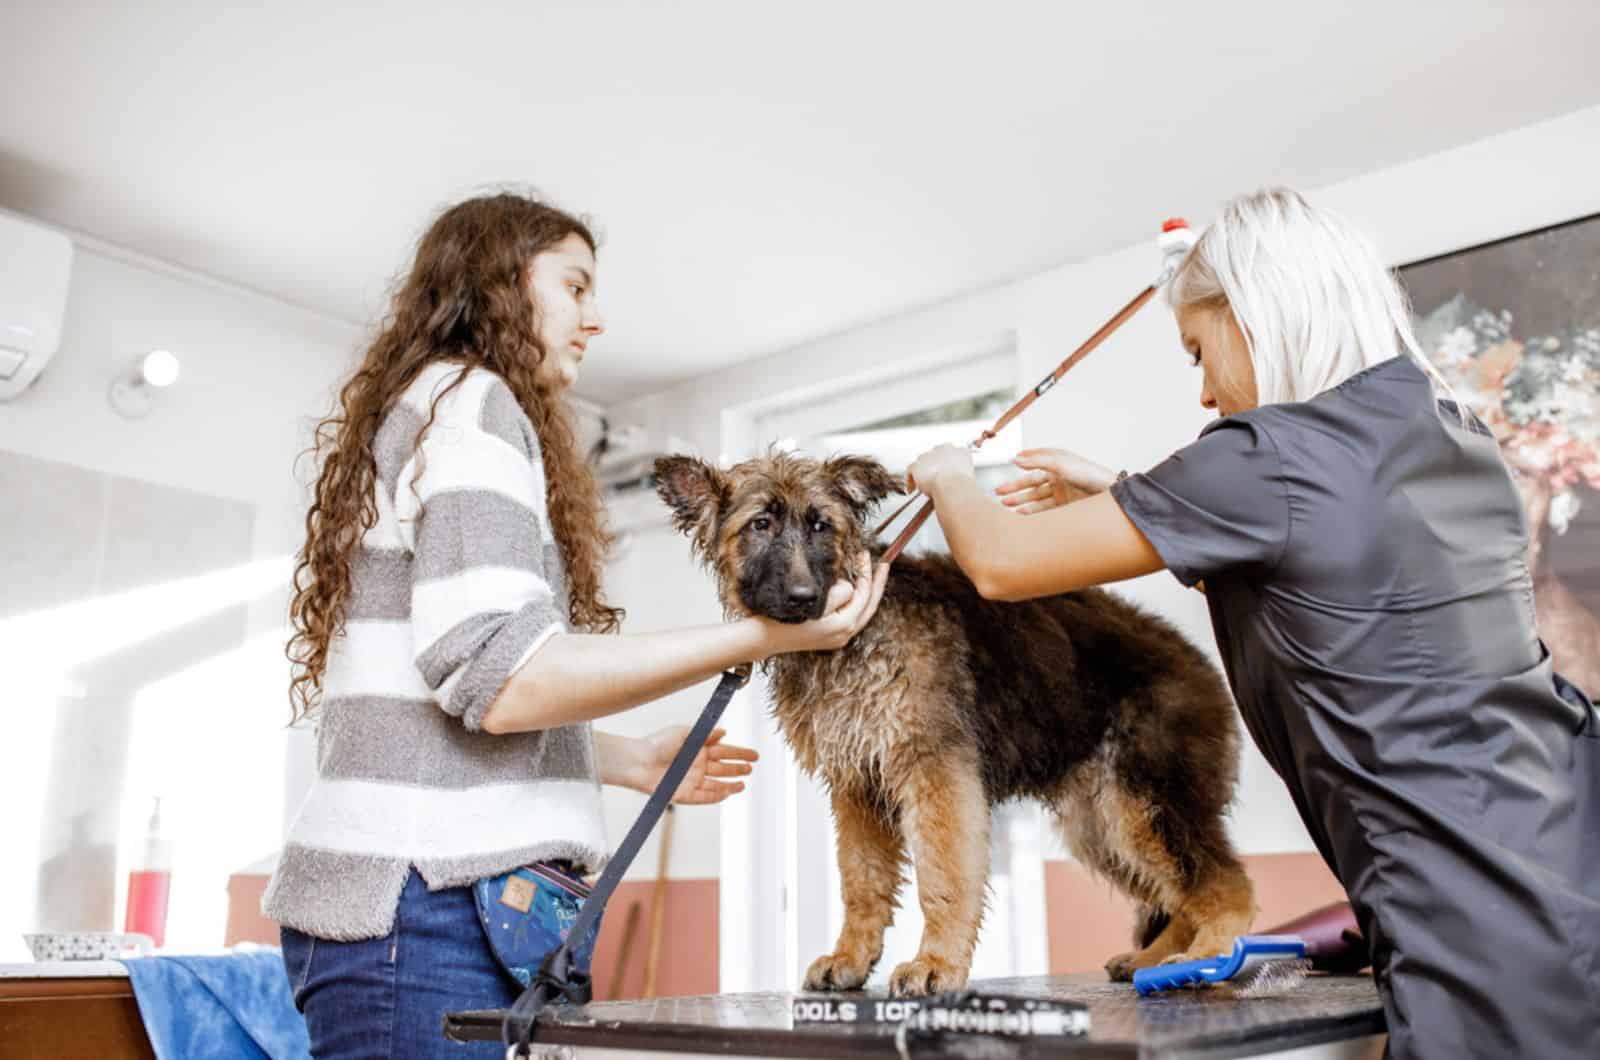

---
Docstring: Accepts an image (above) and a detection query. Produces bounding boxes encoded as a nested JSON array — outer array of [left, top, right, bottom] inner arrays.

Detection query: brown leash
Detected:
[[874, 220, 1194, 563]]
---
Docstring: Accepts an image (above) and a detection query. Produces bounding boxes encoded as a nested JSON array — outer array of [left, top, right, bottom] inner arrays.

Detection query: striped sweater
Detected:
[[263, 363, 608, 940]]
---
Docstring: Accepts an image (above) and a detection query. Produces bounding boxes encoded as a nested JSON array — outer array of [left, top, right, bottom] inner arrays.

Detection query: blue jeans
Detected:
[[281, 870, 519, 1059]]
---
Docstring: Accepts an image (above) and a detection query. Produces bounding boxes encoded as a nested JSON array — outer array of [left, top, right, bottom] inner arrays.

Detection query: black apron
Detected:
[[1112, 356, 1600, 1059]]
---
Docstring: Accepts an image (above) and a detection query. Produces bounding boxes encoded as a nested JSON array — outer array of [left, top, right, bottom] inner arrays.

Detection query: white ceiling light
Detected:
[[109, 349, 182, 418]]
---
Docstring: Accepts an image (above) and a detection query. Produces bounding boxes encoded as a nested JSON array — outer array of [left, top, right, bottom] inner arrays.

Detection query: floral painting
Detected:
[[1401, 213, 1600, 696]]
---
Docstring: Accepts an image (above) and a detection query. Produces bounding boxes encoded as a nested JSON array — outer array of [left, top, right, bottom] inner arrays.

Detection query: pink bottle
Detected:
[[124, 797, 172, 949]]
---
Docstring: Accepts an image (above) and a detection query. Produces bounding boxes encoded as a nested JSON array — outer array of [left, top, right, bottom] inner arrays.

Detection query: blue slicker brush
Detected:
[[1134, 935, 1312, 997]]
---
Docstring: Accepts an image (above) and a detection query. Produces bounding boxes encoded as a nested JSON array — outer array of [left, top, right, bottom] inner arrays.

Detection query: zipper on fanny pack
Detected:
[[526, 861, 592, 900]]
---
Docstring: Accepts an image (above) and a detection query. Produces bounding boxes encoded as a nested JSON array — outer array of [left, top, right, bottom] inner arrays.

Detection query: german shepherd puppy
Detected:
[[655, 451, 1254, 997]]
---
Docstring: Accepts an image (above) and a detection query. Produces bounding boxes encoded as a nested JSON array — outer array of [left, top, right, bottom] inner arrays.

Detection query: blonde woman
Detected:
[[909, 189, 1598, 1059]]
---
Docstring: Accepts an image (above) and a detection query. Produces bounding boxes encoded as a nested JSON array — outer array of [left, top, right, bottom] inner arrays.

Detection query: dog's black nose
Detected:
[[787, 583, 818, 606]]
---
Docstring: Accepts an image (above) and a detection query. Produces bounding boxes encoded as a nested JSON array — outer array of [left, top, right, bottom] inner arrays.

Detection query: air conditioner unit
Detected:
[[0, 211, 74, 400], [592, 422, 685, 493], [588, 420, 699, 542]]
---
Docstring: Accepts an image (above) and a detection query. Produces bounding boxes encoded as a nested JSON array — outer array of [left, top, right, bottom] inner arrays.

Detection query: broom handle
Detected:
[[606, 902, 642, 999], [642, 804, 675, 998]]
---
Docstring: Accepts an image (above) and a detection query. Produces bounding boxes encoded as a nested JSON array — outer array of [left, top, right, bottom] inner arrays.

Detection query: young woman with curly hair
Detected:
[[264, 192, 887, 1059]]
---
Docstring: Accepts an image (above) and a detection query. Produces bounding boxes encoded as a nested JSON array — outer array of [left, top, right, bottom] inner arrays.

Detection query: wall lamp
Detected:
[[108, 350, 181, 419]]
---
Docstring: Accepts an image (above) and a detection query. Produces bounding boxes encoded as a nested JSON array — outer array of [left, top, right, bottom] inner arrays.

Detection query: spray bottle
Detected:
[[1155, 217, 1197, 286], [124, 797, 172, 949]]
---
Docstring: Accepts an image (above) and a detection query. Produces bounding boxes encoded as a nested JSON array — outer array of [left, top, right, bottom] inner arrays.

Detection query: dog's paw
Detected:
[[803, 952, 873, 992], [1104, 950, 1143, 982], [888, 955, 967, 997]]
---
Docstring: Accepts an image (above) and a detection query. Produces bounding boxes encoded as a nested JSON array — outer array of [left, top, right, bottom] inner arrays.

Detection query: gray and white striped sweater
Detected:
[[262, 363, 608, 940]]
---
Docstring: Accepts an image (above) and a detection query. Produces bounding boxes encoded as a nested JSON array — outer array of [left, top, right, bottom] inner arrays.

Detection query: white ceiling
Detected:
[[3, 2, 1598, 404]]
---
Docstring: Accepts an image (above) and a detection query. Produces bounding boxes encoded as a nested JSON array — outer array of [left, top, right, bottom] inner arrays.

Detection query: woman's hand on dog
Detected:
[[760, 552, 890, 656], [994, 447, 1118, 514], [631, 725, 759, 805]]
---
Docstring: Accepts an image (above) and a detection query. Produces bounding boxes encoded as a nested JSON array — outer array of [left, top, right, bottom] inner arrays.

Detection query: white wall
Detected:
[[0, 238, 358, 543], [0, 233, 360, 958], [611, 101, 1600, 901]]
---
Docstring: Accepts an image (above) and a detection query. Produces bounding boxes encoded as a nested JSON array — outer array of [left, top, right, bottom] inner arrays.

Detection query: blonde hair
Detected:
[[1168, 187, 1454, 405]]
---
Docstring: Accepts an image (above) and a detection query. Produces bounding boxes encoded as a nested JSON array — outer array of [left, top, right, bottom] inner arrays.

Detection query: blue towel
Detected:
[[120, 950, 311, 1060]]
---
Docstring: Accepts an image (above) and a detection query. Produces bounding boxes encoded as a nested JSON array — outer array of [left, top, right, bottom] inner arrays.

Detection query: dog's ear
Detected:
[[654, 455, 726, 555], [823, 455, 902, 517]]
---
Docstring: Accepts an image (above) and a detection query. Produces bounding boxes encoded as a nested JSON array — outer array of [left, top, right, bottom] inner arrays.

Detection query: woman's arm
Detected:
[[480, 557, 889, 734], [909, 445, 1163, 602]]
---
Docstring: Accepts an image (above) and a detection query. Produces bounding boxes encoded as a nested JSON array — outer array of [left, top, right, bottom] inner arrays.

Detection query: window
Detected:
[[799, 386, 1020, 556]]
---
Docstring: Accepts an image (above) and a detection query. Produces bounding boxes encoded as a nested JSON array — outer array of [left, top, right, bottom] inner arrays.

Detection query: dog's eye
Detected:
[[809, 519, 830, 533], [750, 516, 771, 532]]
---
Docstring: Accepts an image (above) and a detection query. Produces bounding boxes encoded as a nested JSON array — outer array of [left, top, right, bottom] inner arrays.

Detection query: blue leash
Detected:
[[502, 664, 752, 1055]]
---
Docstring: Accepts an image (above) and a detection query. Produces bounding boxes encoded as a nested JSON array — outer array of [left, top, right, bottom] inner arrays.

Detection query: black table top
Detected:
[[444, 973, 1385, 1058]]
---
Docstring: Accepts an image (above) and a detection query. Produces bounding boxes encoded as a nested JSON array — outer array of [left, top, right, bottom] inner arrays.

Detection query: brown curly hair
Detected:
[[286, 193, 624, 723]]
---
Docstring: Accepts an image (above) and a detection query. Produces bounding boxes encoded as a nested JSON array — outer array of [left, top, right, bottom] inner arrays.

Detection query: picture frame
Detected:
[[1400, 212, 1600, 696]]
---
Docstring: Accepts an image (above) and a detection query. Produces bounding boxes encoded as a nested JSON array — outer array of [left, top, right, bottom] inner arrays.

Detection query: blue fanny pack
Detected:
[[472, 862, 599, 989]]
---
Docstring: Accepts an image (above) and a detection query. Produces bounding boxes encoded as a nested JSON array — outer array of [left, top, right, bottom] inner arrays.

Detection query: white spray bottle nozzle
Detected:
[[1155, 217, 1197, 286], [140, 795, 173, 871]]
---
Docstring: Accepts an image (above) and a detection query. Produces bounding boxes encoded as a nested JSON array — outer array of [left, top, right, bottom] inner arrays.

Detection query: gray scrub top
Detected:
[[1111, 355, 1600, 1059]]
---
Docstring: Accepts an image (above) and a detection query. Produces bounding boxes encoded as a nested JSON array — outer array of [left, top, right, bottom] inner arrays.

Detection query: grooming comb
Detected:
[[1133, 935, 1312, 997]]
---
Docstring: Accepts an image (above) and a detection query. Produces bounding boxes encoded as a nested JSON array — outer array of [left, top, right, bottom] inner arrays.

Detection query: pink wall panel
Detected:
[[1044, 853, 1349, 973]]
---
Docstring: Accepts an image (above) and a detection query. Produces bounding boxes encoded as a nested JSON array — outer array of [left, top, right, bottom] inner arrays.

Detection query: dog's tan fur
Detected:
[[657, 452, 1255, 995]]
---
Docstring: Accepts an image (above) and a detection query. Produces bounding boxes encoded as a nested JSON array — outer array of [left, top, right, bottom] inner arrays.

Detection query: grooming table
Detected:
[[445, 972, 1385, 1059]]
